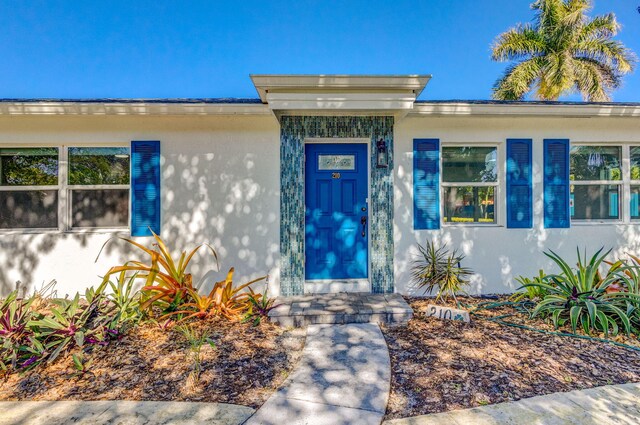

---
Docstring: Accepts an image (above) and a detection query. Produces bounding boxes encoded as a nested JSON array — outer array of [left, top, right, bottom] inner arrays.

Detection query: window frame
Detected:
[[65, 145, 131, 231], [569, 143, 624, 224], [440, 143, 501, 226], [0, 143, 131, 234], [0, 145, 61, 232]]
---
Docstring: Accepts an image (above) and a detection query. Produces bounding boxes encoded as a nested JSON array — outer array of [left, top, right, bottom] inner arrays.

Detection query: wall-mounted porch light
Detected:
[[376, 139, 389, 168]]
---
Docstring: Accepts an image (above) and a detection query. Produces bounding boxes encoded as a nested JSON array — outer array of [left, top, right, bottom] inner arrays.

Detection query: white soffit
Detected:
[[250, 74, 432, 115]]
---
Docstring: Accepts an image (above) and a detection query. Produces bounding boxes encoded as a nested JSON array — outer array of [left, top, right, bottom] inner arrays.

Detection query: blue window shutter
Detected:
[[543, 139, 570, 228], [131, 141, 161, 236], [506, 139, 533, 228], [413, 139, 440, 229]]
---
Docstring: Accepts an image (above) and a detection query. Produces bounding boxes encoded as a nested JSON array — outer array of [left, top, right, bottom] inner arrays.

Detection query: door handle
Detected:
[[361, 216, 367, 237]]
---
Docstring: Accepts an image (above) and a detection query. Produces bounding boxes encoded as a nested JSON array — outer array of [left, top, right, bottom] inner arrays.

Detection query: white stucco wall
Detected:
[[0, 114, 282, 297], [393, 114, 640, 295], [3, 110, 640, 298]]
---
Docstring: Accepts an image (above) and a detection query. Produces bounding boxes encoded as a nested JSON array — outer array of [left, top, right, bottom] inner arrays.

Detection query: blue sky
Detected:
[[0, 1, 638, 101]]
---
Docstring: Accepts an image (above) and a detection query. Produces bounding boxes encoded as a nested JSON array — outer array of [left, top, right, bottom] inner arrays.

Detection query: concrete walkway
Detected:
[[0, 400, 254, 425], [383, 382, 640, 425], [245, 323, 391, 425]]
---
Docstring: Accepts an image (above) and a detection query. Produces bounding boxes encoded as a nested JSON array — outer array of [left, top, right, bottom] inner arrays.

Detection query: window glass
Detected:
[[443, 147, 497, 183], [71, 189, 129, 228], [570, 146, 621, 181], [571, 184, 619, 220], [0, 190, 58, 228], [443, 186, 495, 223], [631, 186, 640, 220], [630, 147, 640, 181], [0, 148, 58, 186], [69, 147, 130, 185]]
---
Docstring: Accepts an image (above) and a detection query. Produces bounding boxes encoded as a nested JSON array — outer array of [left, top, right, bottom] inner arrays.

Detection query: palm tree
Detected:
[[491, 0, 636, 101]]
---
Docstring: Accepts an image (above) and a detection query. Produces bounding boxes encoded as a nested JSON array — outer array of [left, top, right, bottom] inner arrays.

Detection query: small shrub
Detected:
[[176, 324, 215, 385], [411, 240, 473, 303], [511, 270, 549, 302], [243, 289, 279, 326]]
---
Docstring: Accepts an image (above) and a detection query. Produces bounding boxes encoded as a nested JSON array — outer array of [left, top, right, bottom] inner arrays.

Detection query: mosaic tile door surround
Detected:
[[280, 116, 394, 296]]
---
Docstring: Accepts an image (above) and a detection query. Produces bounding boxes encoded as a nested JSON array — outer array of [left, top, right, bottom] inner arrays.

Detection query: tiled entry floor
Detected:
[[268, 292, 413, 327]]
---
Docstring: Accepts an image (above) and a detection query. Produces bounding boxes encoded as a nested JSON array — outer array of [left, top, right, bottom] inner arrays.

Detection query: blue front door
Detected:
[[305, 143, 368, 280]]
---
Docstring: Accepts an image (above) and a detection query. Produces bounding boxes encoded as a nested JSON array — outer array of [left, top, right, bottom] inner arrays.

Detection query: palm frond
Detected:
[[573, 39, 637, 73], [579, 13, 619, 40], [493, 58, 543, 100], [492, 25, 546, 62]]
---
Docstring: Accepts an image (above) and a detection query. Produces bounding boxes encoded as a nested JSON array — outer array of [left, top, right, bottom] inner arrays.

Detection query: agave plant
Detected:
[[99, 231, 218, 313], [527, 247, 633, 336], [411, 240, 473, 303]]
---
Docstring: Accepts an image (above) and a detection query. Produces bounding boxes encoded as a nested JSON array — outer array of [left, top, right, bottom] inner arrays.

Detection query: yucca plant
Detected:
[[411, 240, 473, 303], [527, 247, 633, 336], [98, 231, 218, 313]]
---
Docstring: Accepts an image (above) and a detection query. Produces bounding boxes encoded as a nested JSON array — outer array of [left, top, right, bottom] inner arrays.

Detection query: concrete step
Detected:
[[268, 293, 413, 327]]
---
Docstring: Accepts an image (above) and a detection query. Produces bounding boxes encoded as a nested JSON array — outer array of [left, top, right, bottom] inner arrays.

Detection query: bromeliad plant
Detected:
[[526, 248, 634, 336], [100, 232, 269, 322], [99, 231, 218, 314], [162, 268, 267, 322], [411, 240, 473, 303]]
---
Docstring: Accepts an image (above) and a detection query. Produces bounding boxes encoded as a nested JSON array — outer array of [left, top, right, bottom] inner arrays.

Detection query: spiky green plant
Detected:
[[527, 247, 633, 336], [411, 240, 473, 303], [491, 0, 636, 101]]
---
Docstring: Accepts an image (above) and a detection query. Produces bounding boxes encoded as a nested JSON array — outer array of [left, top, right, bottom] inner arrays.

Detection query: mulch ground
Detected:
[[0, 319, 305, 408], [382, 296, 640, 420]]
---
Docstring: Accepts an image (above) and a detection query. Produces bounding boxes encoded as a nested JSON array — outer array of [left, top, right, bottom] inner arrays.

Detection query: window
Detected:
[[569, 146, 621, 221], [0, 148, 59, 229], [442, 146, 498, 224], [68, 147, 130, 228], [0, 145, 130, 231]]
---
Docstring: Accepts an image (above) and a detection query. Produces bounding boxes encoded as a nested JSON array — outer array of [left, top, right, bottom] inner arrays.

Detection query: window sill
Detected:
[[571, 221, 626, 226], [442, 223, 503, 228]]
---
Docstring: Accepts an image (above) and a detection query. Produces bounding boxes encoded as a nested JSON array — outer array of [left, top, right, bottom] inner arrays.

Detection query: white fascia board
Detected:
[[265, 92, 417, 111], [0, 102, 271, 116], [411, 102, 640, 117], [251, 74, 431, 102]]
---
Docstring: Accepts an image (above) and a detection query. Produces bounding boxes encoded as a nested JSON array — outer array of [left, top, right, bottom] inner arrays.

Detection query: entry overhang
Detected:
[[250, 74, 431, 118]]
